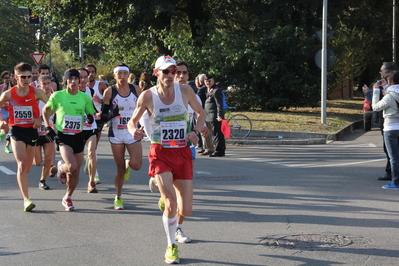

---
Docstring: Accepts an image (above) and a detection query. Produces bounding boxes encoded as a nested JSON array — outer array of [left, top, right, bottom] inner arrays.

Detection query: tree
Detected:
[[0, 1, 40, 72], [10, 0, 397, 110]]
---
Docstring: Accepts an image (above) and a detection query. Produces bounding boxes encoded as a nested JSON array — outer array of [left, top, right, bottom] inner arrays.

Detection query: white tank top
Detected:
[[109, 85, 138, 136], [82, 87, 97, 130], [145, 83, 190, 147], [38, 99, 54, 135], [92, 80, 103, 113]]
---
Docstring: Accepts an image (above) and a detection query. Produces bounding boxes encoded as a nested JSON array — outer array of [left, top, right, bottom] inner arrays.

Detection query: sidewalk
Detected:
[[226, 119, 364, 145]]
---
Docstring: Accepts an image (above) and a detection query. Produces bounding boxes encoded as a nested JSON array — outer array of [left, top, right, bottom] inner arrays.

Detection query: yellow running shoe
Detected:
[[24, 198, 36, 212], [158, 197, 165, 212], [165, 244, 180, 264], [94, 175, 102, 184], [114, 197, 124, 210], [124, 159, 131, 181]]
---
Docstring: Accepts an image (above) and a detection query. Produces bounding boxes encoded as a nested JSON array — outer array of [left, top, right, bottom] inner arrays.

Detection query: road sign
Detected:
[[30, 53, 45, 65], [315, 49, 336, 69]]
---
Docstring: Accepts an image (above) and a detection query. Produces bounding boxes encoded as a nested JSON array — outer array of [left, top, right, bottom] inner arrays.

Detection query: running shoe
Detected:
[[175, 228, 192, 243], [38, 180, 50, 190], [149, 177, 159, 193], [94, 175, 102, 184], [165, 244, 180, 264], [5, 145, 12, 153], [382, 182, 399, 189], [24, 198, 36, 212], [62, 197, 75, 211], [57, 160, 67, 184], [124, 159, 131, 181], [49, 165, 57, 177], [66, 173, 71, 185], [87, 182, 98, 193], [158, 197, 165, 212], [114, 197, 124, 210], [83, 155, 88, 174]]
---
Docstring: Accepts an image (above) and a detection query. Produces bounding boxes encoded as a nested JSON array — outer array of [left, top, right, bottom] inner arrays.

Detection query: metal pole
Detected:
[[79, 29, 84, 66], [48, 18, 52, 70], [394, 0, 396, 63], [321, 0, 328, 125]]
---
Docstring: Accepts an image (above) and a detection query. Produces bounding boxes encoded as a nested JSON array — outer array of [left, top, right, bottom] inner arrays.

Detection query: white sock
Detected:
[[64, 195, 71, 199], [177, 224, 182, 230], [163, 215, 177, 247]]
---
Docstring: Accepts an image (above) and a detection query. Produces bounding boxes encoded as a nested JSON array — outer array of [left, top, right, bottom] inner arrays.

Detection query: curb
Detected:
[[226, 119, 364, 145]]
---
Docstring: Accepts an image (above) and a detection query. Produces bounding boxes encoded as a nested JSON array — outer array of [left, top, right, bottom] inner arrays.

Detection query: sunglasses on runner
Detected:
[[176, 71, 188, 75], [16, 74, 32, 79], [161, 69, 177, 75]]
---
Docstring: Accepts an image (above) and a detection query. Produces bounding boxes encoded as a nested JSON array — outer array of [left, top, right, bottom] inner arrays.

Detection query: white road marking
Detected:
[[232, 157, 386, 169], [330, 143, 378, 148], [301, 158, 386, 168], [196, 171, 212, 175], [0, 166, 16, 175]]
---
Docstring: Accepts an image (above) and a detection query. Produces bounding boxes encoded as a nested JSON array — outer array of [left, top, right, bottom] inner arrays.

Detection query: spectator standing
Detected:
[[204, 75, 225, 157], [370, 62, 398, 181], [139, 72, 152, 91], [372, 70, 399, 189], [197, 74, 214, 155]]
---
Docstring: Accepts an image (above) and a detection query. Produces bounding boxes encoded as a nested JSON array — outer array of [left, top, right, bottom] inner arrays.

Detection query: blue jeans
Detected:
[[383, 130, 399, 185]]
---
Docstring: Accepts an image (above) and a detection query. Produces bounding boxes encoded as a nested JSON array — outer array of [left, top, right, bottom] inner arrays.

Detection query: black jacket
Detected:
[[197, 85, 207, 107], [204, 85, 224, 122]]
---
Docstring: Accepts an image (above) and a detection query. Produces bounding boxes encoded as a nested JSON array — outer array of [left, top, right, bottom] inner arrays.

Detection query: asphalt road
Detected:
[[0, 128, 398, 265]]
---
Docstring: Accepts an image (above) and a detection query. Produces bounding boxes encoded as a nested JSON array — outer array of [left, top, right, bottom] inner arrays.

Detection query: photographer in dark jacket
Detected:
[[204, 75, 225, 157]]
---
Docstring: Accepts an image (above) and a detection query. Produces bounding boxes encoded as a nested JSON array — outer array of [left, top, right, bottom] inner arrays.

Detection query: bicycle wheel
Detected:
[[228, 114, 252, 138]]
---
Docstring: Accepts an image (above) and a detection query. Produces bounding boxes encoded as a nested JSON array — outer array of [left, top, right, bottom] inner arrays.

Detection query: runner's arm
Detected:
[[0, 90, 11, 107], [42, 104, 56, 128], [183, 85, 208, 137], [128, 90, 151, 139]]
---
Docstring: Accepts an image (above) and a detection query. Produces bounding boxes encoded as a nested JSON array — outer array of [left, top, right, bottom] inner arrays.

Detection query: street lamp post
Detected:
[[321, 0, 328, 125], [48, 18, 52, 70], [394, 0, 396, 63], [79, 29, 84, 66]]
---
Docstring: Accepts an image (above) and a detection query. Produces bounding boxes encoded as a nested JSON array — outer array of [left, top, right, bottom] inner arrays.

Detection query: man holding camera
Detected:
[[368, 62, 398, 181]]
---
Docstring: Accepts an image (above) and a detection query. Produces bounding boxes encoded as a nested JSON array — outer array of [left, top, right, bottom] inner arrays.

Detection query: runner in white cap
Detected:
[[129, 56, 209, 264]]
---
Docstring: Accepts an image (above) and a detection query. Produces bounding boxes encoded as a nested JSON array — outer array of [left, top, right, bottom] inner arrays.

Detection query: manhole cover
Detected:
[[259, 234, 353, 250], [196, 176, 247, 181]]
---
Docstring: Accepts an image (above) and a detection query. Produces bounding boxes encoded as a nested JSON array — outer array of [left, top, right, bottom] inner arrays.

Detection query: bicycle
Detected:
[[224, 107, 252, 138]]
